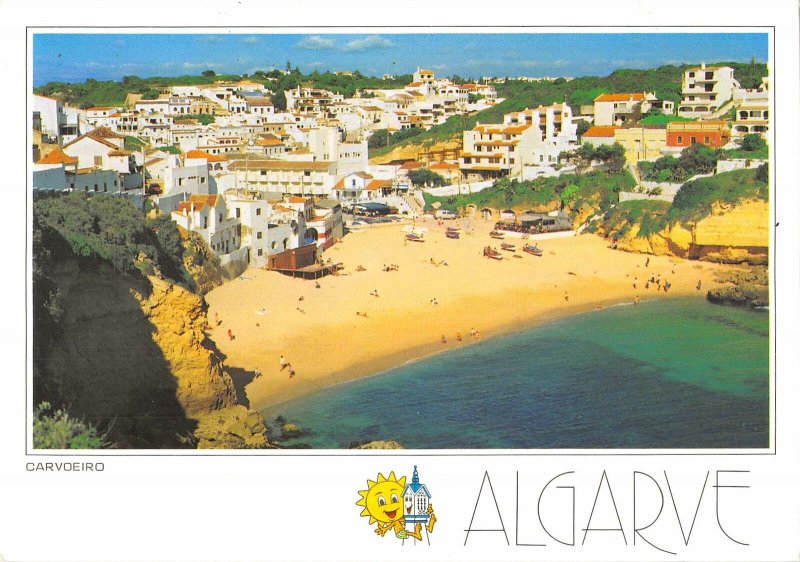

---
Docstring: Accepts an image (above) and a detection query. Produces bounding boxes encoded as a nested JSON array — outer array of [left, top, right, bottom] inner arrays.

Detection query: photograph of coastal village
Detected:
[[30, 32, 770, 450]]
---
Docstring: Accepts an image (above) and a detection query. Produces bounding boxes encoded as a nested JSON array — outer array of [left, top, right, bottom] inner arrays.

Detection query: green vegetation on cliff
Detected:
[[591, 167, 769, 241], [33, 402, 108, 449], [423, 170, 636, 215], [668, 167, 768, 225], [638, 144, 718, 183]]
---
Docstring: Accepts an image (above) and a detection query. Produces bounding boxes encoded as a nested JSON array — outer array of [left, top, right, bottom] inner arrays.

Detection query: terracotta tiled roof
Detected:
[[582, 126, 619, 138], [594, 92, 647, 102], [228, 160, 334, 172], [399, 161, 423, 170], [429, 161, 460, 170], [88, 126, 125, 140], [186, 150, 228, 162], [366, 179, 392, 190], [36, 148, 78, 165]]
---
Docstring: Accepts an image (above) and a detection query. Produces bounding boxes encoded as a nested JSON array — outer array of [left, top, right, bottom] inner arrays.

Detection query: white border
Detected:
[[2, 1, 798, 561]]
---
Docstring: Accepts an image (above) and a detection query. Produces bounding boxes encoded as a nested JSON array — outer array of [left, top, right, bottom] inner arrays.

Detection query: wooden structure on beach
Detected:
[[266, 244, 343, 279]]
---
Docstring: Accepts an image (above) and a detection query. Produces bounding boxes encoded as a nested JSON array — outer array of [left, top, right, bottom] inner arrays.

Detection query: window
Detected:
[[677, 136, 683, 144], [236, 208, 241, 218], [690, 136, 697, 145], [704, 136, 710, 144], [201, 177, 206, 184], [103, 183, 107, 192], [219, 213, 223, 223], [256, 208, 262, 216], [94, 184, 98, 192], [688, 72, 695, 78], [257, 249, 263, 256], [203, 217, 208, 229], [94, 156, 103, 166], [257, 232, 263, 240]]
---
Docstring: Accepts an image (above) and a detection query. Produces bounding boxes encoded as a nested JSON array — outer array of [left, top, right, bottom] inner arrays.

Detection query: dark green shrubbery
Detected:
[[33, 402, 109, 449]]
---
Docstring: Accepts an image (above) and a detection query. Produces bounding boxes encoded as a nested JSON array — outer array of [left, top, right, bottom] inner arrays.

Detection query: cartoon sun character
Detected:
[[356, 471, 436, 541]]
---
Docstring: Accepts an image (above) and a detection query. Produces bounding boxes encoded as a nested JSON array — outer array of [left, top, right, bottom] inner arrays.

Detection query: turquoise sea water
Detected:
[[262, 298, 770, 449]]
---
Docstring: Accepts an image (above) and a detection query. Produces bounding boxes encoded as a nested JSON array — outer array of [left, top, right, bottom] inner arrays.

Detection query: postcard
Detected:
[[2, 1, 799, 560]]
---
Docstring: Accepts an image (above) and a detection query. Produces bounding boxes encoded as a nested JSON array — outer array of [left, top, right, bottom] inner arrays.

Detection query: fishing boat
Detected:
[[489, 230, 505, 239], [500, 242, 516, 252], [523, 243, 543, 256], [483, 246, 503, 260], [445, 230, 460, 239], [405, 233, 425, 242]]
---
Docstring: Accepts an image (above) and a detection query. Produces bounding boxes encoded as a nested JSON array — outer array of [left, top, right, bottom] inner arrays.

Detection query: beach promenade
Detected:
[[204, 217, 733, 410]]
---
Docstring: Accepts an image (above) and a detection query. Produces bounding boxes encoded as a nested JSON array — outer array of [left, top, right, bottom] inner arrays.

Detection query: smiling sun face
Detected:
[[357, 472, 407, 524]]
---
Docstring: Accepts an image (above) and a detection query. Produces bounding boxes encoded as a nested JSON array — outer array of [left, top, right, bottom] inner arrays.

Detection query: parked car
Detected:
[[435, 209, 457, 220]]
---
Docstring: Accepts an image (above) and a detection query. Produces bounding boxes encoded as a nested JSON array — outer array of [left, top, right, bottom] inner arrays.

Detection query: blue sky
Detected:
[[33, 33, 768, 86]]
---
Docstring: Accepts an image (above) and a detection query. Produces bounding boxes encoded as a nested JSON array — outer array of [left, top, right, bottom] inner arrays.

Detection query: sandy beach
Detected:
[[204, 217, 733, 411]]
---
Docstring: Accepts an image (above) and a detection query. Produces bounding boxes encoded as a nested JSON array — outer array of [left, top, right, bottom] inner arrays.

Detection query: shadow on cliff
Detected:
[[225, 367, 256, 409], [34, 259, 198, 449]]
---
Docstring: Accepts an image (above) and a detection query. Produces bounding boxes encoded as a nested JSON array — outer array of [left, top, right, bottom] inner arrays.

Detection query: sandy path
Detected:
[[204, 216, 730, 410]]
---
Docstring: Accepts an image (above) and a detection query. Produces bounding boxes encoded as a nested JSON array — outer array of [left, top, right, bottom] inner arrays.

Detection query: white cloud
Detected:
[[516, 59, 571, 69], [241, 36, 261, 45], [195, 36, 226, 45], [297, 35, 336, 50], [341, 35, 393, 53]]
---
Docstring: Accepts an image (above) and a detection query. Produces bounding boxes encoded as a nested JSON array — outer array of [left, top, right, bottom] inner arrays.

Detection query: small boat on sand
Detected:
[[445, 230, 460, 239], [500, 242, 516, 252], [406, 233, 425, 242], [523, 243, 543, 256], [489, 230, 505, 239], [483, 246, 503, 260]]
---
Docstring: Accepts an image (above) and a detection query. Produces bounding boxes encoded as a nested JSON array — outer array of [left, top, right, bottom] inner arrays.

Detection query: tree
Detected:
[[272, 89, 287, 111], [756, 163, 768, 183], [739, 133, 767, 152], [408, 169, 447, 188], [561, 184, 579, 208], [201, 69, 216, 77], [576, 120, 591, 137], [286, 60, 292, 72], [367, 129, 390, 149], [676, 143, 717, 176]]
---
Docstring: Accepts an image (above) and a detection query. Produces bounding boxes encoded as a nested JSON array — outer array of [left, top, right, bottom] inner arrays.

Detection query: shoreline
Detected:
[[259, 292, 688, 413], [204, 219, 735, 413]]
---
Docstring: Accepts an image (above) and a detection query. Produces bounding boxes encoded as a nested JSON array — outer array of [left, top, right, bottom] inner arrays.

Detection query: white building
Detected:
[[731, 78, 769, 139], [171, 194, 241, 260], [677, 64, 740, 119], [227, 159, 338, 196]]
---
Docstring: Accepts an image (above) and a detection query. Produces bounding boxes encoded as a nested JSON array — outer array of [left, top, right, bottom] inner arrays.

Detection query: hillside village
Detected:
[[32, 63, 769, 272]]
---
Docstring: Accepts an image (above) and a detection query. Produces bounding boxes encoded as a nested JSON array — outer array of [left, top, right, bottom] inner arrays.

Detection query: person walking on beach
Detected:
[[227, 328, 233, 341], [645, 257, 650, 268], [215, 312, 220, 326], [633, 276, 638, 289], [697, 280, 702, 291], [441, 335, 447, 345], [634, 295, 640, 306], [456, 332, 463, 342], [280, 355, 288, 371], [288, 366, 296, 379]]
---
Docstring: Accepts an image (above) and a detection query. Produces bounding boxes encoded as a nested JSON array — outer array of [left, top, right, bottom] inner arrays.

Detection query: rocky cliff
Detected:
[[369, 138, 461, 165], [37, 259, 270, 449], [611, 199, 769, 265]]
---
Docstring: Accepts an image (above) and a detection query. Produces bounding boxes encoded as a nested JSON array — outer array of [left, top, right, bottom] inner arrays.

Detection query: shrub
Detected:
[[739, 133, 767, 152], [33, 402, 108, 449]]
